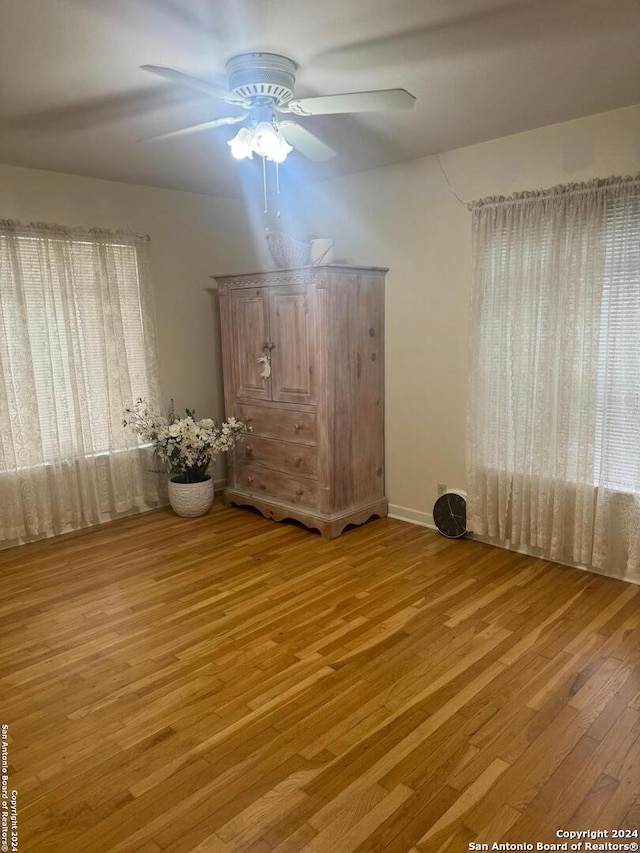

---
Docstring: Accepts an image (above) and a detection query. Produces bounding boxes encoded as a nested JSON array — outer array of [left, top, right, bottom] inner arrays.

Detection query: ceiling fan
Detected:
[[141, 52, 416, 162]]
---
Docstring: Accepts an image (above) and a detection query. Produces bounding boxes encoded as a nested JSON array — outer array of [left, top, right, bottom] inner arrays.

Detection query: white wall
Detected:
[[300, 105, 640, 524], [0, 163, 260, 424]]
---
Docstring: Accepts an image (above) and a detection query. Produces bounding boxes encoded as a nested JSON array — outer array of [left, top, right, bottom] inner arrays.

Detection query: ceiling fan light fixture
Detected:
[[141, 53, 414, 165], [228, 126, 254, 159], [231, 121, 293, 163]]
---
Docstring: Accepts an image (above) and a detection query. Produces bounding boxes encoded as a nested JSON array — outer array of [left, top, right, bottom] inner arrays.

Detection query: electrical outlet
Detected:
[[437, 483, 447, 496]]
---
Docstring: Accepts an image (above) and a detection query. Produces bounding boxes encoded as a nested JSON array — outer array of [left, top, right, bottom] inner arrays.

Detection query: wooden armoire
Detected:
[[213, 265, 387, 538]]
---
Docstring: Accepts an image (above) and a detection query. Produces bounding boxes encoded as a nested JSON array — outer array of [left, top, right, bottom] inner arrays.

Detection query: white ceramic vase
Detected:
[[167, 475, 215, 517]]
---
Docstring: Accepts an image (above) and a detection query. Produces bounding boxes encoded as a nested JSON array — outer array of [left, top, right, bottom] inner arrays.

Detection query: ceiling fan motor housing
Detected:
[[226, 53, 297, 107]]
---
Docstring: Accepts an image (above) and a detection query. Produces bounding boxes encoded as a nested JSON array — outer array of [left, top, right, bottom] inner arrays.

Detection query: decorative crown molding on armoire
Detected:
[[210, 264, 388, 538]]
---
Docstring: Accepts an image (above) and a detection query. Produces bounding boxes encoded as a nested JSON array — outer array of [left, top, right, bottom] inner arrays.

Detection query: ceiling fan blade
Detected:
[[287, 89, 416, 117], [142, 114, 248, 142], [140, 65, 246, 105], [279, 122, 337, 161]]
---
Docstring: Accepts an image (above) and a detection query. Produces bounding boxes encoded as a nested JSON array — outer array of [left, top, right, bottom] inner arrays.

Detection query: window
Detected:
[[8, 235, 154, 464], [468, 176, 640, 580], [0, 221, 163, 545], [472, 184, 640, 494], [594, 194, 640, 491]]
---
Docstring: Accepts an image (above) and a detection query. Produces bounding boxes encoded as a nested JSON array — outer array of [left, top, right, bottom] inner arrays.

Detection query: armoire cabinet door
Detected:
[[229, 288, 271, 402], [268, 284, 316, 405]]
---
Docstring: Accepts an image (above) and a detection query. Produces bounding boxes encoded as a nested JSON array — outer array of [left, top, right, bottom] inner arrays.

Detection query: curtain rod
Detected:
[[0, 219, 150, 242], [469, 174, 640, 211]]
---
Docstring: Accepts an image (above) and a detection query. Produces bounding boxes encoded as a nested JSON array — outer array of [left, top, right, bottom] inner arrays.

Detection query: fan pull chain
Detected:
[[261, 159, 283, 218], [262, 155, 268, 214]]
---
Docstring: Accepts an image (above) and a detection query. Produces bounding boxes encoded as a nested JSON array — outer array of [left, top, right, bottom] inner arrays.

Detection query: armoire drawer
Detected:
[[234, 464, 319, 509], [237, 435, 317, 478], [234, 404, 317, 445]]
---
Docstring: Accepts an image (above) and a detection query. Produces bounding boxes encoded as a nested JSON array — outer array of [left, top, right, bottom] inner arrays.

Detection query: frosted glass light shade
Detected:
[[270, 130, 293, 163], [228, 127, 254, 159], [252, 122, 281, 158]]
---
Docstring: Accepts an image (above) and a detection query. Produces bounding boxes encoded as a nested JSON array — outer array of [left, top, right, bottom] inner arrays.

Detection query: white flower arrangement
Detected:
[[123, 398, 250, 483]]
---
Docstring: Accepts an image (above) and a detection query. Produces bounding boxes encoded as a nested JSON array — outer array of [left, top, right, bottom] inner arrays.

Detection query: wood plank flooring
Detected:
[[1, 502, 639, 852]]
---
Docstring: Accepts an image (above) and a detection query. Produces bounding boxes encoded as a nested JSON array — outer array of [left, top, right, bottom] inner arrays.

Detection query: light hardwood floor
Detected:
[[1, 502, 639, 852]]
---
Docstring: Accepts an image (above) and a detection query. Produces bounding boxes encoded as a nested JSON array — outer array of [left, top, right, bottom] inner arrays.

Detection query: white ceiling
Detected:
[[1, 0, 639, 198]]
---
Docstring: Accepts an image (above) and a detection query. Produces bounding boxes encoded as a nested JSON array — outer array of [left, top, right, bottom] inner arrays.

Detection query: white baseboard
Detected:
[[471, 532, 640, 586], [388, 504, 436, 530], [388, 504, 639, 587]]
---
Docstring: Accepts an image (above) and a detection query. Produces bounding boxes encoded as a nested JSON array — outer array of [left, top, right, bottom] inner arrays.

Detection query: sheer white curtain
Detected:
[[0, 221, 166, 547], [468, 176, 640, 583]]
